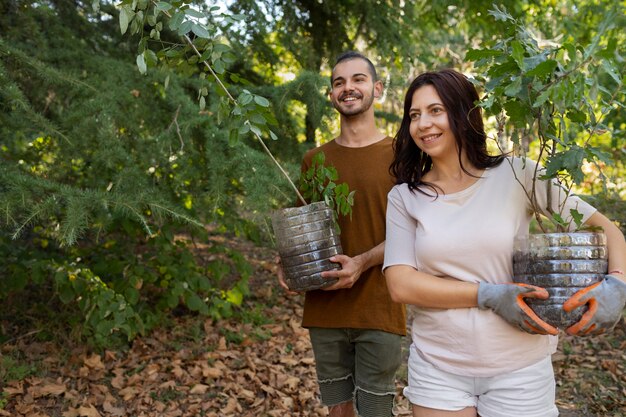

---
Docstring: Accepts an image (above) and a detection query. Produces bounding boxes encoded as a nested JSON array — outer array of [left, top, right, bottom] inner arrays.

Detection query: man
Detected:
[[277, 51, 406, 417]]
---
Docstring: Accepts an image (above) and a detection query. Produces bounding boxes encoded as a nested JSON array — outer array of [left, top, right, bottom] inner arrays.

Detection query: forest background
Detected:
[[1, 0, 625, 415]]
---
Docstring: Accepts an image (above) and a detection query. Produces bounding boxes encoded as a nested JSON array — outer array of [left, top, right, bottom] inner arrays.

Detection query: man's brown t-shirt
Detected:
[[300, 137, 406, 335]]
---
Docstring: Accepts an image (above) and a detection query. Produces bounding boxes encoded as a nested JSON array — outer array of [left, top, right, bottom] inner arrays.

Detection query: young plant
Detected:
[[468, 6, 624, 232], [299, 152, 355, 225]]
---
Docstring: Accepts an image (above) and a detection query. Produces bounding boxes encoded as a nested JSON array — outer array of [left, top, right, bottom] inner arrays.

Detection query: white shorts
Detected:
[[404, 349, 558, 417]]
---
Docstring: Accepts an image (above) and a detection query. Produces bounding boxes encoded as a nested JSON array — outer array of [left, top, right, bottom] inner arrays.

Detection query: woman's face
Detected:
[[408, 85, 456, 160]]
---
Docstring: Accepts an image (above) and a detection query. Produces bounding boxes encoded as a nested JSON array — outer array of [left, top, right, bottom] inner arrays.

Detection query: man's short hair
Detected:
[[332, 51, 378, 82]]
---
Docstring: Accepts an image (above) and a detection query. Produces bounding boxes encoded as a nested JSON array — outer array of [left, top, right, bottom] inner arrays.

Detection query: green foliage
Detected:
[[0, 0, 293, 348], [299, 152, 355, 223], [117, 0, 278, 145], [0, 224, 252, 349], [227, 0, 418, 75], [116, 0, 305, 204], [468, 4, 626, 231], [2, 0, 626, 350], [227, 0, 419, 143], [0, 355, 39, 385]]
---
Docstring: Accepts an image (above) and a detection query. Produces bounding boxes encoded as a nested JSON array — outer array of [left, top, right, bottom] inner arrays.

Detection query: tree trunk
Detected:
[[305, 110, 316, 144]]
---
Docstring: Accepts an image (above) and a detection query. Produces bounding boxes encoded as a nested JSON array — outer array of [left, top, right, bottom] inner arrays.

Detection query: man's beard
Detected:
[[333, 90, 375, 117]]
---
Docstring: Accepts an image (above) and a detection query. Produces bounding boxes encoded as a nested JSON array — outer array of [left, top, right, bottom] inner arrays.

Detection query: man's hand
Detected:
[[320, 254, 365, 290], [563, 275, 626, 336], [275, 256, 299, 295], [477, 282, 559, 335]]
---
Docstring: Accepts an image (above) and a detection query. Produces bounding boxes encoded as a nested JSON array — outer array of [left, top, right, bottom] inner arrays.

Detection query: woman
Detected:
[[383, 69, 626, 417]]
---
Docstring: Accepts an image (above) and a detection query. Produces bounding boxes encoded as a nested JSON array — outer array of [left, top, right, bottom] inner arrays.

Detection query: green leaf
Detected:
[[119, 6, 132, 35], [249, 112, 267, 125], [238, 92, 253, 106], [185, 292, 204, 311], [137, 0, 149, 10], [504, 77, 522, 97], [598, 38, 617, 60], [144, 48, 158, 66], [249, 124, 262, 137], [136, 53, 147, 74], [465, 49, 502, 61], [566, 109, 586, 124], [526, 59, 558, 78], [168, 11, 185, 31], [533, 88, 552, 108], [510, 41, 525, 69], [166, 292, 178, 308], [269, 130, 278, 141], [225, 288, 243, 305], [185, 9, 205, 19], [155, 1, 172, 11], [178, 20, 193, 36], [503, 100, 530, 128], [488, 5, 513, 22], [191, 23, 210, 39], [601, 60, 621, 84], [58, 282, 75, 304], [585, 147, 612, 165], [545, 147, 585, 183], [164, 47, 181, 58], [487, 60, 520, 78], [221, 52, 236, 64], [550, 212, 568, 228], [125, 287, 140, 305], [228, 129, 239, 146], [214, 43, 231, 53], [254, 95, 270, 107], [312, 152, 325, 165], [522, 53, 548, 73], [213, 59, 225, 74], [570, 209, 584, 229], [239, 123, 250, 134]]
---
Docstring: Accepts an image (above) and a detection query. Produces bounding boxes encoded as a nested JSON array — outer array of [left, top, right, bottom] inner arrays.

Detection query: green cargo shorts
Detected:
[[308, 327, 403, 417]]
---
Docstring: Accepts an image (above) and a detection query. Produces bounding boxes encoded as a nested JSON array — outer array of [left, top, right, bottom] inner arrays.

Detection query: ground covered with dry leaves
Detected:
[[1, 236, 625, 416]]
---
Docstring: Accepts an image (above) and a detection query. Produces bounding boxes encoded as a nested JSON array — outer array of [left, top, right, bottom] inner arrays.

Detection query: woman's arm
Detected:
[[385, 265, 478, 308]]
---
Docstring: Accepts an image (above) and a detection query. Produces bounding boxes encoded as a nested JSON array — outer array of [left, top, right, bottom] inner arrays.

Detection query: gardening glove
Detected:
[[477, 282, 559, 335], [563, 275, 626, 336]]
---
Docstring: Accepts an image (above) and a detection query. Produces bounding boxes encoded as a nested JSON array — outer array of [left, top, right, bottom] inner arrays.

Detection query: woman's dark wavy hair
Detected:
[[390, 69, 504, 194]]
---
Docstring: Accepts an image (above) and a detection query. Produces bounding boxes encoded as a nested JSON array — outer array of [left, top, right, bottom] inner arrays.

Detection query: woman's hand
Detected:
[[478, 282, 559, 335], [563, 274, 626, 336]]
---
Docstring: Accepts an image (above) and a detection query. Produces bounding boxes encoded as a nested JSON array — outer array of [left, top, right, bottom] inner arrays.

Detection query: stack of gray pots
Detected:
[[513, 232, 607, 330], [272, 202, 341, 291]]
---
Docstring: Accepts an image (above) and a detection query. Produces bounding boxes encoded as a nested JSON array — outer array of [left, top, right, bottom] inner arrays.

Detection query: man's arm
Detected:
[[320, 241, 385, 290]]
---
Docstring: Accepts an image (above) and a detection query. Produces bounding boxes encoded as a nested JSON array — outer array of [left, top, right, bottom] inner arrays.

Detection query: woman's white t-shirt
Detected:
[[383, 157, 596, 377]]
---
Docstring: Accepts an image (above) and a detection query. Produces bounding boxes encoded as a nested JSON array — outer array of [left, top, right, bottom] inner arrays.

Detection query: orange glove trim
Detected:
[[517, 294, 559, 335], [563, 280, 602, 312], [565, 299, 598, 336]]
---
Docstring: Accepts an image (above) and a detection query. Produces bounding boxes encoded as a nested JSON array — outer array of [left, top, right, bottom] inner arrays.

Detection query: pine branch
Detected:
[[0, 59, 72, 144], [0, 38, 98, 93], [0, 164, 204, 245]]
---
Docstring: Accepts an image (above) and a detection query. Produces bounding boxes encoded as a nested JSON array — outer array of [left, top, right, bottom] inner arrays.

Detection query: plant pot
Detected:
[[513, 232, 607, 330], [271, 202, 341, 291]]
